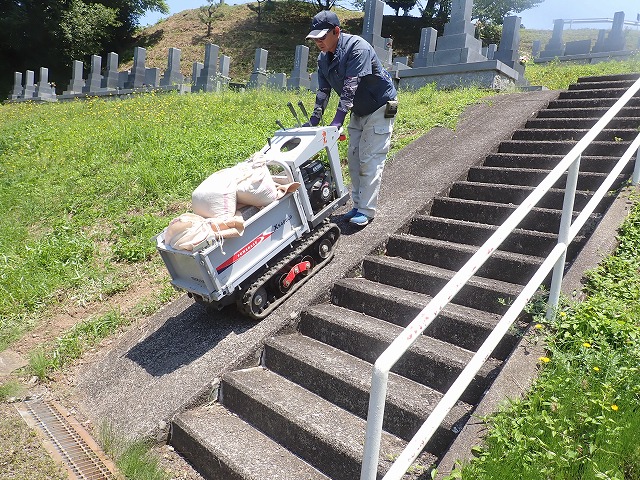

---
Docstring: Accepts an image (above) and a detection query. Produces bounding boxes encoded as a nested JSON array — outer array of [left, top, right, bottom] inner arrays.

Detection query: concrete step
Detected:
[[569, 79, 638, 90], [409, 215, 561, 256], [448, 181, 596, 212], [511, 128, 639, 142], [558, 87, 640, 100], [408, 215, 586, 261], [329, 278, 522, 360], [299, 303, 502, 403], [536, 106, 640, 118], [466, 165, 624, 191], [429, 197, 568, 233], [498, 140, 630, 156], [484, 153, 628, 173], [263, 333, 472, 449], [361, 255, 523, 315], [385, 233, 543, 286], [221, 367, 427, 480], [577, 73, 640, 83], [546, 98, 640, 110], [172, 404, 331, 480], [525, 117, 640, 130]]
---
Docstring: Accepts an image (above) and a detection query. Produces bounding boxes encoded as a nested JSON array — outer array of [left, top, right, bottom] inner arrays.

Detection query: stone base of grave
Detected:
[[535, 50, 638, 65], [396, 60, 525, 91], [5, 96, 57, 103]]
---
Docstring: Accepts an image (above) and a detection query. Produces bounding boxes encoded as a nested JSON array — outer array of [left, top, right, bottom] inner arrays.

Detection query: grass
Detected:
[[449, 198, 640, 480]]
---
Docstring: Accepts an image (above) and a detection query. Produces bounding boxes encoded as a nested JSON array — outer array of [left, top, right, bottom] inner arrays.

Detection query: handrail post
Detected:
[[360, 365, 390, 480], [547, 154, 581, 319], [633, 144, 640, 185]]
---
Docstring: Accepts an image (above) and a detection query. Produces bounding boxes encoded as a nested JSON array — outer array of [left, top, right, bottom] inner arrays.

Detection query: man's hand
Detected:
[[302, 116, 320, 127], [330, 109, 347, 127]]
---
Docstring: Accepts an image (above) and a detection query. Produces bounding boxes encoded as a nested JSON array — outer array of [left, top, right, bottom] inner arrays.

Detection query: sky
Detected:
[[139, 0, 640, 30]]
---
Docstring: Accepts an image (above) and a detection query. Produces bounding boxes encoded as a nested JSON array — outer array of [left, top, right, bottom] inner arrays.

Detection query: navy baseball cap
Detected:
[[306, 10, 340, 39]]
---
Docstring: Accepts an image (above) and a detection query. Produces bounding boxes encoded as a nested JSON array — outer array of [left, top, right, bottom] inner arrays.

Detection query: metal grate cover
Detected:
[[16, 399, 117, 480]]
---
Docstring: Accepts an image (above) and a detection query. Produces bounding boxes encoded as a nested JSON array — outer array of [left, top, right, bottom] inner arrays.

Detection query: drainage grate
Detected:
[[16, 399, 117, 480]]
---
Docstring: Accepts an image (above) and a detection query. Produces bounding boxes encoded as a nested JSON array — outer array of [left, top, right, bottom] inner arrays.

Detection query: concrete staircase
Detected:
[[170, 74, 640, 479]]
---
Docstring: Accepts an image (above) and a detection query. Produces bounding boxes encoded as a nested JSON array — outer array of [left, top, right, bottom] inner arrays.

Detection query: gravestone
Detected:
[[310, 72, 319, 92], [248, 48, 268, 88], [287, 45, 311, 90], [361, 0, 393, 67], [532, 40, 541, 58], [125, 47, 147, 89], [564, 39, 592, 56], [9, 72, 23, 100], [34, 67, 56, 101], [83, 55, 103, 93], [219, 55, 231, 85], [540, 19, 565, 58], [160, 47, 185, 86], [145, 68, 160, 87], [268, 72, 287, 90], [494, 16, 524, 76], [194, 44, 220, 92], [602, 11, 625, 52], [482, 44, 496, 60], [413, 28, 437, 68], [23, 70, 36, 98], [592, 29, 607, 53], [192, 62, 204, 86], [118, 71, 129, 89], [64, 60, 85, 95], [102, 52, 119, 91], [426, 0, 487, 66]]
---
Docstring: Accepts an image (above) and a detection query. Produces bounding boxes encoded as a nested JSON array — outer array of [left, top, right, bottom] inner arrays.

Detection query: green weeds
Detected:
[[458, 199, 640, 480]]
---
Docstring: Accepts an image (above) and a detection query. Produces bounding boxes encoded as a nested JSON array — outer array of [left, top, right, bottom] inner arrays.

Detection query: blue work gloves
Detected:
[[330, 109, 347, 127], [302, 116, 320, 127]]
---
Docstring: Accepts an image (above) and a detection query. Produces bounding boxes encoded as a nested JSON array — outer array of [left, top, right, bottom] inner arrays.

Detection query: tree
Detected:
[[472, 0, 544, 24], [199, 0, 224, 36], [0, 0, 168, 97], [387, 0, 418, 16]]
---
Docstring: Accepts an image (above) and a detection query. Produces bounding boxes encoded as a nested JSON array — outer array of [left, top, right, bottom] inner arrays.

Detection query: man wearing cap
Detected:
[[305, 10, 398, 227]]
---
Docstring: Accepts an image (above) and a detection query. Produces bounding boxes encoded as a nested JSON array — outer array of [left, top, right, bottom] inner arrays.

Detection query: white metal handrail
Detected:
[[360, 77, 640, 480]]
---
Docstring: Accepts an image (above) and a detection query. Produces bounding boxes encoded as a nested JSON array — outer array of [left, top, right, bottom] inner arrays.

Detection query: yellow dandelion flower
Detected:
[[559, 312, 567, 317], [593, 367, 600, 372], [611, 404, 619, 411], [539, 357, 551, 363], [583, 342, 592, 348], [535, 324, 544, 329]]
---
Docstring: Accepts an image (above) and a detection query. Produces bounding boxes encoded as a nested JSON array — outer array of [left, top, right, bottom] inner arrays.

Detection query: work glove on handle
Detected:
[[302, 115, 320, 127], [330, 109, 347, 128]]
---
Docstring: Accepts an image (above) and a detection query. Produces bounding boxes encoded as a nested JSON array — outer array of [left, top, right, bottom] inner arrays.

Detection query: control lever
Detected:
[[297, 101, 310, 122], [287, 102, 301, 127], [276, 119, 286, 130]]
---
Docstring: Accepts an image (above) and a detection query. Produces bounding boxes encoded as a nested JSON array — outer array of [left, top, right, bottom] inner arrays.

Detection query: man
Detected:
[[305, 10, 397, 227]]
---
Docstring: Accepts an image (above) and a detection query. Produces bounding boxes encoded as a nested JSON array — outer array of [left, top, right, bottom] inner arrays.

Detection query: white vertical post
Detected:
[[547, 155, 581, 319], [360, 367, 389, 480], [632, 144, 640, 185]]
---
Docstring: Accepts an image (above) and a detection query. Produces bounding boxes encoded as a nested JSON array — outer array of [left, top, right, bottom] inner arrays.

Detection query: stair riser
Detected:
[[511, 129, 638, 142], [569, 81, 637, 91], [221, 378, 360, 480], [449, 182, 597, 212], [385, 236, 540, 286], [362, 257, 518, 315], [430, 199, 562, 233], [498, 141, 630, 156], [466, 168, 626, 192], [525, 118, 640, 129], [410, 216, 559, 256], [330, 281, 519, 360], [536, 107, 640, 119], [577, 73, 640, 83], [263, 343, 457, 451], [483, 154, 626, 173], [546, 99, 640, 109], [170, 422, 244, 480], [558, 89, 640, 100], [298, 311, 494, 403]]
